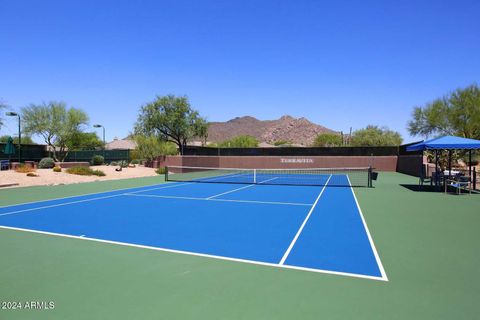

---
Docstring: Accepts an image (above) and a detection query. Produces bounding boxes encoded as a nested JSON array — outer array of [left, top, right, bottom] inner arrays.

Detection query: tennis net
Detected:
[[165, 166, 372, 187]]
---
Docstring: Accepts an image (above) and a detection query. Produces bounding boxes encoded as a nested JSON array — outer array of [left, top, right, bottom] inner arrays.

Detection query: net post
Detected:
[[253, 169, 257, 184], [165, 166, 168, 181]]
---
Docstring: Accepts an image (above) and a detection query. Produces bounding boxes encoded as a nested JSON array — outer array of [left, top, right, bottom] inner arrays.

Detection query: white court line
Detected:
[[200, 172, 251, 182], [120, 182, 194, 194], [206, 184, 256, 200], [123, 193, 312, 206], [205, 177, 278, 200], [279, 175, 332, 265], [257, 177, 279, 184], [0, 194, 123, 217], [0, 225, 387, 281], [0, 181, 189, 210], [346, 175, 388, 281], [208, 198, 310, 206], [0, 182, 195, 218]]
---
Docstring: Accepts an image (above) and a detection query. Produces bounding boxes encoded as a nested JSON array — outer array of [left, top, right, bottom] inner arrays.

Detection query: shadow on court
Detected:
[[400, 184, 440, 192], [400, 184, 480, 195]]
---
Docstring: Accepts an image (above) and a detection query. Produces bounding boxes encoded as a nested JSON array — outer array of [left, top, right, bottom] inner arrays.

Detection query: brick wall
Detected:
[[157, 155, 400, 171]]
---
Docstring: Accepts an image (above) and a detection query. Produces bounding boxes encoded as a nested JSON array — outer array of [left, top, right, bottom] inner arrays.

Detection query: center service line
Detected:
[[205, 177, 279, 200], [278, 174, 332, 265]]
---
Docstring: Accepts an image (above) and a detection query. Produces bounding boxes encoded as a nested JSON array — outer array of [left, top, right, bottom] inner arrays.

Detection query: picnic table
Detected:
[[427, 170, 473, 194]]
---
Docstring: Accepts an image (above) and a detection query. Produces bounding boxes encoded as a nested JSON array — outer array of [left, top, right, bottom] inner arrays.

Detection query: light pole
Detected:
[[93, 124, 105, 157], [6, 112, 21, 162]]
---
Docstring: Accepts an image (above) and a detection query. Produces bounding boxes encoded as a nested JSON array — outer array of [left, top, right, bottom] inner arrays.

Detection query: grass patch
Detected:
[[66, 166, 106, 176]]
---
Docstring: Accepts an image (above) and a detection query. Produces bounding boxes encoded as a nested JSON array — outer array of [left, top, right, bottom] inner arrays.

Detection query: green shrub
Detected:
[[130, 159, 140, 165], [66, 166, 106, 176], [38, 157, 55, 169], [312, 134, 343, 147], [66, 166, 91, 175], [109, 161, 118, 166], [119, 160, 129, 168], [91, 155, 104, 166], [53, 166, 62, 172], [273, 140, 291, 146], [92, 169, 106, 176], [129, 149, 140, 161], [218, 135, 259, 148], [156, 167, 167, 175]]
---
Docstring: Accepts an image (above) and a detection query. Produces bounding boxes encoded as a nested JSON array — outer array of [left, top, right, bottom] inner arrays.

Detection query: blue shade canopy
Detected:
[[407, 136, 480, 151], [2, 136, 15, 155]]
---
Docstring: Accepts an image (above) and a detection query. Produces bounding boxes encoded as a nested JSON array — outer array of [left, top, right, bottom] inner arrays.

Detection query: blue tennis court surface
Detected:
[[0, 176, 387, 281]]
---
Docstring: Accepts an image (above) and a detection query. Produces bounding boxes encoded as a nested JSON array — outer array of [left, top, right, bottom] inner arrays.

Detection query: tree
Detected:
[[134, 135, 177, 161], [21, 102, 89, 161], [408, 84, 480, 139], [0, 102, 7, 129], [350, 125, 402, 146], [0, 135, 35, 144], [69, 132, 104, 150], [194, 117, 209, 146], [134, 95, 208, 154], [312, 133, 343, 147], [218, 135, 259, 147]]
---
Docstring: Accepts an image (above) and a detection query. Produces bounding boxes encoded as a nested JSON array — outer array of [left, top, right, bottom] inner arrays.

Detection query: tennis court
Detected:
[[0, 167, 386, 281]]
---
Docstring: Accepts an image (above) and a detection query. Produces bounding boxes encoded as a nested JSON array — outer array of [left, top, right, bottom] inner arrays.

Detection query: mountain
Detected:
[[207, 115, 337, 146]]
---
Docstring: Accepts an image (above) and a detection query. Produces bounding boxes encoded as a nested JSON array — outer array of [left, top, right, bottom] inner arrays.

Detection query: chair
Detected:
[[431, 170, 445, 188], [419, 164, 432, 186]]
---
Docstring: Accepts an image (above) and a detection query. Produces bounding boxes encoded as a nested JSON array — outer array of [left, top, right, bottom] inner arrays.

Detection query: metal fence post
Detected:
[[368, 167, 373, 188], [474, 167, 477, 191]]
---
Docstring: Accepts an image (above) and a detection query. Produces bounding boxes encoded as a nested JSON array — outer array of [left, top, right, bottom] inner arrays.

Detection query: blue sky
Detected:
[[1, 0, 479, 143]]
